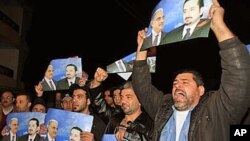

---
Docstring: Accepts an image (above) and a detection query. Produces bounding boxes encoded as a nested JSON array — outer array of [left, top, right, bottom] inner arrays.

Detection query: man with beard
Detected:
[[18, 118, 45, 141], [115, 81, 153, 141], [132, 0, 250, 140], [71, 84, 106, 141]]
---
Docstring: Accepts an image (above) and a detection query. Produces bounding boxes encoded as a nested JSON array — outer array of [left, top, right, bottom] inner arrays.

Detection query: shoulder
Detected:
[[196, 19, 211, 28], [58, 78, 67, 83]]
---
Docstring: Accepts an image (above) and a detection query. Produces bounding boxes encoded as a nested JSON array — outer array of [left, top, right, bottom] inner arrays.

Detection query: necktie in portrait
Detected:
[[183, 28, 191, 40], [49, 80, 55, 90], [153, 34, 159, 46]]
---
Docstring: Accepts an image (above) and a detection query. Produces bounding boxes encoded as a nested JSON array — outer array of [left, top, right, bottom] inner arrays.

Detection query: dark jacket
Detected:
[[88, 84, 124, 134], [18, 134, 45, 141], [121, 112, 154, 141], [88, 83, 153, 140], [41, 79, 57, 91], [2, 134, 19, 141], [141, 31, 167, 51], [160, 19, 211, 45], [56, 77, 80, 90], [91, 113, 106, 141], [132, 37, 250, 141]]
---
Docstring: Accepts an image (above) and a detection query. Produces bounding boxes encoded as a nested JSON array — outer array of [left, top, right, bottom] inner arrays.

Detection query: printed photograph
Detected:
[[141, 0, 213, 50]]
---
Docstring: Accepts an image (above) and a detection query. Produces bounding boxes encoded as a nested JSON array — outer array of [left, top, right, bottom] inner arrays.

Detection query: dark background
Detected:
[[23, 0, 250, 93]]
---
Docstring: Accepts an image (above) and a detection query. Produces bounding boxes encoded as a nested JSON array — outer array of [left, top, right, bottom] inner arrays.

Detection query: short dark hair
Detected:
[[66, 64, 78, 71], [173, 69, 204, 86], [32, 98, 46, 111], [71, 126, 82, 132], [16, 91, 31, 102], [29, 118, 39, 127], [110, 85, 122, 97], [69, 84, 90, 99], [184, 0, 204, 8], [0, 88, 15, 98]]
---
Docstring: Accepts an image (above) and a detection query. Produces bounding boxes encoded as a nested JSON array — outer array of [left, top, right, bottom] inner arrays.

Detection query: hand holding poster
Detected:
[[44, 108, 93, 141], [107, 52, 156, 73], [41, 57, 82, 91], [5, 112, 46, 140], [5, 109, 93, 141]]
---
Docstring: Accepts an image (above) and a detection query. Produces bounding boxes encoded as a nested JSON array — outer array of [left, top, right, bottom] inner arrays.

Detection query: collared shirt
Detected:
[[9, 131, 16, 141], [182, 19, 200, 39], [151, 30, 162, 46], [28, 134, 37, 141], [47, 133, 55, 141], [160, 106, 192, 141], [67, 78, 76, 86], [44, 77, 56, 90]]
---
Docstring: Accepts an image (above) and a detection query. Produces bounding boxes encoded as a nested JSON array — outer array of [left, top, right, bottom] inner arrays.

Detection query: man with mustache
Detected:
[[18, 118, 45, 141], [115, 81, 153, 141], [2, 118, 19, 141], [161, 0, 211, 45], [0, 89, 15, 139], [142, 7, 167, 56], [133, 0, 250, 140], [57, 64, 80, 90]]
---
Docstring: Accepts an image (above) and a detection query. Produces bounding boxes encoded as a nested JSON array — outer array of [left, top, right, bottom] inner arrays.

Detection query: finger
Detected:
[[213, 0, 220, 7]]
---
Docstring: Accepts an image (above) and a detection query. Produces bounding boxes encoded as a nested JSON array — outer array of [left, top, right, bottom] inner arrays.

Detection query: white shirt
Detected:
[[28, 134, 37, 141], [67, 77, 76, 86], [182, 19, 200, 39], [175, 110, 189, 141], [47, 133, 55, 141], [44, 77, 56, 90], [9, 131, 16, 141], [151, 30, 162, 46]]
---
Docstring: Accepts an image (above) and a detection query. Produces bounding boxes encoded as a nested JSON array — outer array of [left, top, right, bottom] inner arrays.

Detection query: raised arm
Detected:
[[210, 0, 250, 121], [209, 0, 234, 42]]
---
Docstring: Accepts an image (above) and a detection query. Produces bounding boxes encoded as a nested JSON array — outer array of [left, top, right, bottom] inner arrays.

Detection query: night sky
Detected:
[[22, 0, 250, 92]]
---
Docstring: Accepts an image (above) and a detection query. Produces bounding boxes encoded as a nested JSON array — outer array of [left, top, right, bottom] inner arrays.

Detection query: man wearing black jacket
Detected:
[[132, 0, 250, 140]]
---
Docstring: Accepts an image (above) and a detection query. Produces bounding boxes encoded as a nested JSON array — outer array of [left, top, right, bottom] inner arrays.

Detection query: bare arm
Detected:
[[209, 0, 234, 42], [136, 29, 148, 61]]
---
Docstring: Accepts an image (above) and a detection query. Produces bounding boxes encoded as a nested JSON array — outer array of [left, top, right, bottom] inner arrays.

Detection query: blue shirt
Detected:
[[160, 106, 192, 141]]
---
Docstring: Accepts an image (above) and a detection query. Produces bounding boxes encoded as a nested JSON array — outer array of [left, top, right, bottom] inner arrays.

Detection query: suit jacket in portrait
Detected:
[[44, 135, 56, 141], [56, 77, 80, 90], [41, 79, 58, 91], [141, 31, 167, 51], [160, 19, 211, 45], [2, 134, 19, 141], [17, 134, 45, 141]]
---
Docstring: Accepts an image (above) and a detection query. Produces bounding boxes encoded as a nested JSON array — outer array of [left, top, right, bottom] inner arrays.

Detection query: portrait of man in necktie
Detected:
[[44, 119, 58, 141], [2, 118, 19, 141], [56, 63, 81, 90], [160, 0, 212, 45], [18, 118, 45, 141], [41, 65, 57, 91], [48, 57, 82, 91], [141, 7, 167, 55]]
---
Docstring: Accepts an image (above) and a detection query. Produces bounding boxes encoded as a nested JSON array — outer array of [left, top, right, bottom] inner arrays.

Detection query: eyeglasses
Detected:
[[1, 96, 13, 100]]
